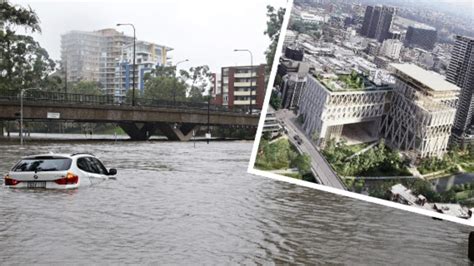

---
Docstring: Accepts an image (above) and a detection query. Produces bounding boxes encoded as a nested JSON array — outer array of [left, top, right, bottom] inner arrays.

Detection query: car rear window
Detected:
[[12, 157, 72, 172]]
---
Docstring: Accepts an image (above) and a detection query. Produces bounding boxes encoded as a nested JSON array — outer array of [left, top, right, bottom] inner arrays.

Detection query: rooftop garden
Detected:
[[315, 70, 374, 92]]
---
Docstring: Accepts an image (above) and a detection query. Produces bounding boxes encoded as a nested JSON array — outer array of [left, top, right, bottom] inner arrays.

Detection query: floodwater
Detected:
[[0, 140, 472, 264]]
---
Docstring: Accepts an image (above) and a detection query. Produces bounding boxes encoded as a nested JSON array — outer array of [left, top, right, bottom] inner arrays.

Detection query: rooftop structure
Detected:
[[382, 63, 461, 158], [299, 69, 391, 146]]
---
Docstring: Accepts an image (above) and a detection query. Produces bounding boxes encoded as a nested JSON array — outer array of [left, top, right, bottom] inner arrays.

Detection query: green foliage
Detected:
[[269, 90, 282, 110], [0, 2, 56, 92], [289, 19, 320, 34], [291, 153, 311, 175], [296, 114, 304, 124], [152, 65, 177, 78], [323, 139, 410, 177], [262, 131, 272, 140], [264, 5, 285, 72], [179, 65, 212, 102], [143, 76, 186, 101], [70, 81, 102, 95], [417, 149, 468, 174]]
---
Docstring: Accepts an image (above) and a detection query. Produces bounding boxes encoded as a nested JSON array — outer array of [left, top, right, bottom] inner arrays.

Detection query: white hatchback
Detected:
[[3, 153, 117, 189]]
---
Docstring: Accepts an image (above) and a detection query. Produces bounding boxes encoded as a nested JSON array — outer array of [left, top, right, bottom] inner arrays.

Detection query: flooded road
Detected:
[[0, 140, 471, 264]]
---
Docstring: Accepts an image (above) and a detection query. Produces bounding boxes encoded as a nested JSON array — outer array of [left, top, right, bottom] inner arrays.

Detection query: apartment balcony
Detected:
[[234, 72, 257, 78], [234, 100, 256, 105], [234, 81, 253, 87], [234, 90, 253, 96]]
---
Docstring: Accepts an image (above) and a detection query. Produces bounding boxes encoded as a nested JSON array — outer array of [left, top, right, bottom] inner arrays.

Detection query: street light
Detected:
[[174, 59, 189, 104], [20, 88, 37, 146], [116, 23, 136, 106], [233, 49, 254, 115]]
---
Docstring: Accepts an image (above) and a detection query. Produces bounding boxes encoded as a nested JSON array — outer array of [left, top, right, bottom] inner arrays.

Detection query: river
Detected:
[[0, 140, 472, 264]]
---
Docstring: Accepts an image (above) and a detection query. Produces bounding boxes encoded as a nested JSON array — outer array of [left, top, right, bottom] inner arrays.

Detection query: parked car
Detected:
[[3, 153, 117, 189]]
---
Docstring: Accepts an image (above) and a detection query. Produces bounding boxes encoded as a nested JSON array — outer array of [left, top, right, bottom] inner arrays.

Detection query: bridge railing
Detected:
[[0, 90, 251, 114]]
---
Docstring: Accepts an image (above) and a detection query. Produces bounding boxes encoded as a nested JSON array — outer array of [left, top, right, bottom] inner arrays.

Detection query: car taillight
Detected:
[[4, 174, 21, 186], [55, 172, 79, 185]]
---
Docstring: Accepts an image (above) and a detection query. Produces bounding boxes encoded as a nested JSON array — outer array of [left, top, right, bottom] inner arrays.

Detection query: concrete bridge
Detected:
[[0, 90, 259, 141]]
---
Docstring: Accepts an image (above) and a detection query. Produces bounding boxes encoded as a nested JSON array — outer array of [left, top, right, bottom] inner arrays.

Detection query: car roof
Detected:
[[22, 153, 96, 159]]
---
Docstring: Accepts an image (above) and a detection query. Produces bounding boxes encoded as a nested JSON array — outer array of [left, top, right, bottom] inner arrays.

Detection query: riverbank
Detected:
[[0, 132, 252, 143]]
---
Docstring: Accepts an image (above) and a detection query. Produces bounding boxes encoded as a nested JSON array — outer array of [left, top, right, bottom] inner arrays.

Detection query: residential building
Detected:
[[61, 28, 172, 96], [446, 35, 474, 148], [114, 41, 173, 96], [404, 24, 437, 51], [382, 64, 460, 158], [360, 5, 395, 42], [298, 71, 391, 147], [219, 64, 266, 111]]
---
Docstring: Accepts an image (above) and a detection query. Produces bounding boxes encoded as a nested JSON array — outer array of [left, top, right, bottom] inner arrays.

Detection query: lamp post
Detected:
[[20, 88, 37, 146], [174, 59, 189, 105], [117, 23, 136, 106], [233, 49, 254, 114]]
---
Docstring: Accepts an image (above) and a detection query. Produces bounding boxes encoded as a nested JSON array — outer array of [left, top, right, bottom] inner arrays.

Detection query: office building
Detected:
[[382, 64, 460, 158], [446, 35, 474, 147], [219, 64, 266, 111], [405, 24, 438, 51], [280, 63, 309, 109], [360, 5, 395, 42]]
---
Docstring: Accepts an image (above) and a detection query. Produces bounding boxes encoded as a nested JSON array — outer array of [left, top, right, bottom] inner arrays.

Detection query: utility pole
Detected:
[[117, 23, 136, 106]]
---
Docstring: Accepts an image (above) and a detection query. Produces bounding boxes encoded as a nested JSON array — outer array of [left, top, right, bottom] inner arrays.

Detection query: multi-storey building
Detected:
[[114, 41, 173, 96], [382, 64, 460, 158], [219, 65, 266, 111], [379, 39, 403, 60], [446, 35, 474, 148], [262, 106, 282, 138], [360, 5, 395, 43], [404, 24, 438, 51], [299, 71, 391, 147], [61, 28, 171, 96]]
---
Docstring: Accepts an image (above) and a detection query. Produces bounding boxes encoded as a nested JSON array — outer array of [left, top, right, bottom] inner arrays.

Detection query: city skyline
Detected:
[[14, 0, 286, 73]]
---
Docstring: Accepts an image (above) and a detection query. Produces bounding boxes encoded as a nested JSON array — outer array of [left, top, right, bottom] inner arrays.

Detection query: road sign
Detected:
[[47, 112, 60, 119]]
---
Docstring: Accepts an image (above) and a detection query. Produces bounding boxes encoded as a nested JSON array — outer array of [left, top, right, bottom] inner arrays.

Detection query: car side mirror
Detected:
[[108, 168, 117, 175]]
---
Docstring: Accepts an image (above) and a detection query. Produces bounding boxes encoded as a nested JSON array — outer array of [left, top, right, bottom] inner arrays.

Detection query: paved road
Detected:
[[276, 109, 347, 190]]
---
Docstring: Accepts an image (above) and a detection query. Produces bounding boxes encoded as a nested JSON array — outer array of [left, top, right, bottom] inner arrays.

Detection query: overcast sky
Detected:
[[13, 0, 288, 73]]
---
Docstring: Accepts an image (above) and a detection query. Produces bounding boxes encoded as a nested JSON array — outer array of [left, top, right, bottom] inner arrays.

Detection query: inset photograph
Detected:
[[251, 0, 474, 224]]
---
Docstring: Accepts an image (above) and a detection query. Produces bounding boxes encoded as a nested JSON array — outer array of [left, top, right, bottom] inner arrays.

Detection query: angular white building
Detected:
[[299, 71, 391, 146], [381, 64, 460, 158]]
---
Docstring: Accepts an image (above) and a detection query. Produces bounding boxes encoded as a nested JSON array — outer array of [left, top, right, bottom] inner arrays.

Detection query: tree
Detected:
[[151, 65, 177, 78], [70, 81, 102, 95], [143, 76, 187, 102], [264, 5, 286, 72], [269, 90, 282, 110], [291, 153, 311, 175], [0, 2, 55, 92], [179, 65, 212, 102]]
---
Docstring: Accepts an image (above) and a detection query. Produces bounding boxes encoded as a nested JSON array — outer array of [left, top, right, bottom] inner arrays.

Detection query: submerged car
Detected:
[[3, 153, 117, 189]]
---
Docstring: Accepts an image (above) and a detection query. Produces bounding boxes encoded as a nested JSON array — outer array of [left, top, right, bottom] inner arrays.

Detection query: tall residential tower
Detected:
[[446, 35, 474, 148]]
